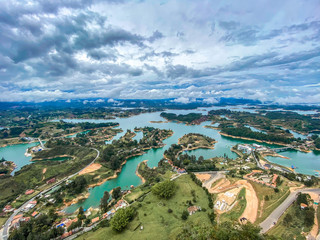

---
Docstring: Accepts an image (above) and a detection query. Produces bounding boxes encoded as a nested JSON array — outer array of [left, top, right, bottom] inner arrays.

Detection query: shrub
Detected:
[[181, 210, 189, 220]]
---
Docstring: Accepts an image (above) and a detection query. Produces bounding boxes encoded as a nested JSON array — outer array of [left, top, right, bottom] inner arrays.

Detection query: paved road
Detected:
[[260, 188, 320, 233], [1, 148, 100, 240], [252, 150, 264, 169]]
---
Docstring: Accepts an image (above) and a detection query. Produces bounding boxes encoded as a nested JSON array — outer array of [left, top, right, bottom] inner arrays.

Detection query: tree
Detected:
[[283, 213, 293, 226], [100, 191, 110, 213], [152, 180, 176, 199], [78, 206, 86, 220], [304, 207, 315, 227], [296, 193, 308, 205], [181, 210, 189, 220], [110, 207, 135, 232], [112, 187, 122, 200]]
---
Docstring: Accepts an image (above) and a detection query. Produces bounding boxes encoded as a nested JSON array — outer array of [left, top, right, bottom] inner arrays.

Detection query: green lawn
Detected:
[[251, 181, 290, 224], [77, 174, 212, 240], [0, 217, 8, 228]]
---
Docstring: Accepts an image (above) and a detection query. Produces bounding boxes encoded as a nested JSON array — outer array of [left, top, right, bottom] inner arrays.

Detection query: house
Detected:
[[91, 217, 100, 224], [3, 205, 14, 213], [114, 200, 128, 210], [46, 178, 56, 184], [65, 218, 78, 229], [187, 206, 201, 215], [10, 214, 30, 229], [103, 209, 116, 220], [61, 231, 73, 239], [23, 200, 37, 212], [25, 189, 35, 195], [300, 203, 308, 209], [31, 211, 39, 217]]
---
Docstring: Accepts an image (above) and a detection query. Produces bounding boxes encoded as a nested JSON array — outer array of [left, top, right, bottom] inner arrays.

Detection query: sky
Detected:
[[0, 0, 320, 104]]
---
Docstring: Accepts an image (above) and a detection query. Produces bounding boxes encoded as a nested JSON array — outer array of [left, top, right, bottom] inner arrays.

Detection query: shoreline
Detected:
[[31, 154, 73, 162], [149, 120, 168, 123], [261, 152, 290, 160], [135, 160, 147, 184], [219, 132, 289, 147]]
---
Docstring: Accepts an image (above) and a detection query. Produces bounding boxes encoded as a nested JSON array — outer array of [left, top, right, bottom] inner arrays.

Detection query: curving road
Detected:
[[1, 148, 100, 240], [260, 188, 320, 233]]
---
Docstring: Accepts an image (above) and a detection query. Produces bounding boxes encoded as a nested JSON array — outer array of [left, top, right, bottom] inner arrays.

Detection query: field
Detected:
[[251, 180, 290, 224], [76, 174, 212, 240], [0, 217, 8, 228]]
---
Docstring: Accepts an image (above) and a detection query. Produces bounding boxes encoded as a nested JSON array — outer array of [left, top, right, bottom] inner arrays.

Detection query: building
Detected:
[[31, 211, 39, 217], [114, 199, 128, 210], [23, 200, 37, 212], [3, 205, 14, 213], [237, 144, 252, 154], [300, 203, 308, 209], [103, 209, 116, 220], [25, 189, 35, 195], [10, 214, 30, 229], [46, 178, 56, 184], [187, 206, 201, 215], [91, 217, 100, 224]]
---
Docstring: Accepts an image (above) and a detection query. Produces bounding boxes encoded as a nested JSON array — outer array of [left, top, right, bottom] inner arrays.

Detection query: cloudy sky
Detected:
[[0, 0, 320, 103]]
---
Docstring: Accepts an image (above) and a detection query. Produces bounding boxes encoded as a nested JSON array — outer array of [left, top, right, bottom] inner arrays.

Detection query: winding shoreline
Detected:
[[135, 160, 147, 184]]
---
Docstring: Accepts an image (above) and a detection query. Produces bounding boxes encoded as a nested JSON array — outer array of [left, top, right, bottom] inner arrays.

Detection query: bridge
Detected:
[[38, 138, 46, 149], [273, 146, 294, 152]]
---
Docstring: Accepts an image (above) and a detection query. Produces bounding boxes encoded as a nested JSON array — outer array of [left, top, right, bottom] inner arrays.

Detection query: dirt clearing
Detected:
[[79, 163, 102, 175], [238, 180, 258, 223]]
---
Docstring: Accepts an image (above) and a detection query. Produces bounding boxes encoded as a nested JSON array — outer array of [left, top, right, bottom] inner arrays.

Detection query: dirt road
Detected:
[[238, 180, 258, 223]]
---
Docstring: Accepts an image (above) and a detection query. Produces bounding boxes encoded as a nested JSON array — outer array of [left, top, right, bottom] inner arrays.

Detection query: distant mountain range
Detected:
[[0, 98, 318, 111]]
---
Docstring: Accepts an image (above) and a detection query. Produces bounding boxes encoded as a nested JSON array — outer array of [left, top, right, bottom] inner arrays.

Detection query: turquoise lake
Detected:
[[0, 108, 319, 213]]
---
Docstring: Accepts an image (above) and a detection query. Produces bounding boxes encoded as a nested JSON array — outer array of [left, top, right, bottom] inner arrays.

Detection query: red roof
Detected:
[[300, 203, 308, 208], [91, 217, 99, 224], [31, 211, 38, 217], [25, 189, 35, 195]]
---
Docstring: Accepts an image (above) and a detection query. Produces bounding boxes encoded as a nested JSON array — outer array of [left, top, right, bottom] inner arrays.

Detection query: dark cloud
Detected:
[[148, 30, 164, 42]]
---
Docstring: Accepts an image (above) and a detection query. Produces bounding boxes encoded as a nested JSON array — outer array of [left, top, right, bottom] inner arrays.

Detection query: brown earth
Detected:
[[79, 163, 102, 175], [237, 180, 258, 223], [195, 173, 212, 182]]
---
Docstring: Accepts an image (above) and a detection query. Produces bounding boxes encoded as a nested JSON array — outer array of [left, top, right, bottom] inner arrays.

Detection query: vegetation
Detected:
[[177, 222, 277, 240], [164, 144, 217, 172], [269, 193, 314, 239], [0, 157, 15, 175], [0, 146, 96, 209], [8, 214, 64, 240], [100, 191, 110, 213], [160, 112, 205, 124], [152, 180, 176, 199], [76, 174, 213, 240], [221, 126, 294, 144], [110, 207, 136, 232], [137, 159, 171, 185], [178, 133, 216, 149]]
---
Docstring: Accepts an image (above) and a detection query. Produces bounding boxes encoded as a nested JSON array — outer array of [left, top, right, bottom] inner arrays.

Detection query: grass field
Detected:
[[219, 187, 246, 223], [0, 217, 8, 227], [76, 174, 212, 240], [251, 181, 290, 224]]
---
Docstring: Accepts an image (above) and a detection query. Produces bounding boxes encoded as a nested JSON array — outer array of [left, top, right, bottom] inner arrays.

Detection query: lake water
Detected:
[[0, 108, 319, 213], [0, 142, 39, 174], [61, 111, 320, 213]]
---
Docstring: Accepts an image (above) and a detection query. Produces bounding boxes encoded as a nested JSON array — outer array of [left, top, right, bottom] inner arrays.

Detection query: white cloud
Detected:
[[0, 0, 319, 103]]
